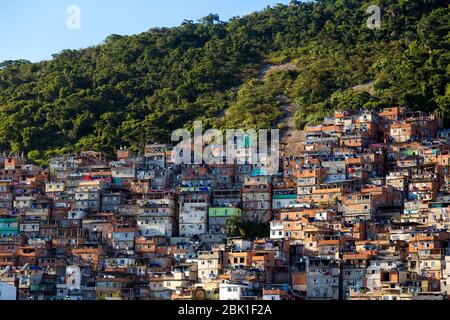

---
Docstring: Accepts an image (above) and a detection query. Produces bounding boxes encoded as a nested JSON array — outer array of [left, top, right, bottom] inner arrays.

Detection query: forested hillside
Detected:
[[0, 0, 448, 165]]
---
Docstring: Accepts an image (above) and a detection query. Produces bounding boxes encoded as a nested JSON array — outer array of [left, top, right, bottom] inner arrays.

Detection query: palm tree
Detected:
[[225, 215, 245, 237]]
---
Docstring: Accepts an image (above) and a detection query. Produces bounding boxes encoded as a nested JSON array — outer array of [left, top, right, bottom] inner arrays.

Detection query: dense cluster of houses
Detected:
[[0, 106, 450, 301]]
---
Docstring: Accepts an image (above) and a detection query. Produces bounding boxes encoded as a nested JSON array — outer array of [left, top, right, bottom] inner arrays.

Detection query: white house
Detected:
[[219, 281, 247, 300]]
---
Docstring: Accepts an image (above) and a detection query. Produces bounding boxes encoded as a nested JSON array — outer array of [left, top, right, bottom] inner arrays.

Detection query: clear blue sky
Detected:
[[0, 0, 290, 63]]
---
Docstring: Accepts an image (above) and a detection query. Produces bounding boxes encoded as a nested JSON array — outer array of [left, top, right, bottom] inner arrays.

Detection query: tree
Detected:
[[198, 13, 221, 25], [0, 0, 448, 164]]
